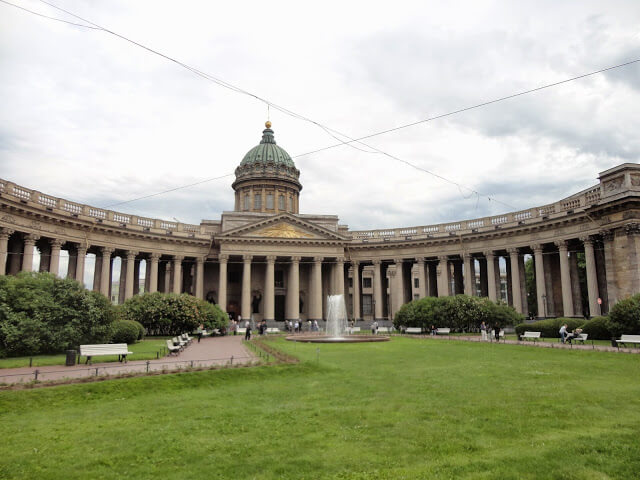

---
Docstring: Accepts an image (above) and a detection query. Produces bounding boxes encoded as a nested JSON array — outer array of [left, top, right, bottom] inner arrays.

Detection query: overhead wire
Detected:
[[4, 0, 640, 212]]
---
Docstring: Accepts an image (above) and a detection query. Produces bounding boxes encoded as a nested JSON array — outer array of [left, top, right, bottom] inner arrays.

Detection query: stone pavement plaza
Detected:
[[0, 335, 254, 385]]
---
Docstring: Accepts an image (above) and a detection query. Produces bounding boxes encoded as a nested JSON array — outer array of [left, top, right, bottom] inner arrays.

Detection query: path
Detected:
[[0, 335, 255, 385]]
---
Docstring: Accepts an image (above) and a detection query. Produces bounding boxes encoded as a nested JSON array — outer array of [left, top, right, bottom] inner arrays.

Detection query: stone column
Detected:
[[0, 228, 14, 275], [22, 234, 39, 272], [164, 262, 172, 293], [124, 251, 137, 300], [286, 256, 300, 321], [518, 254, 528, 317], [148, 253, 160, 293], [48, 239, 63, 276], [437, 256, 449, 297], [310, 256, 323, 321], [264, 255, 276, 321], [172, 256, 183, 294], [335, 257, 345, 296], [600, 230, 617, 307], [118, 257, 127, 303], [393, 258, 405, 315], [75, 245, 87, 284], [415, 257, 427, 298], [508, 248, 523, 313], [194, 257, 204, 299], [99, 247, 113, 298], [532, 244, 547, 318], [463, 253, 474, 296], [583, 238, 600, 317], [555, 240, 574, 317], [484, 251, 497, 301], [372, 260, 383, 320], [218, 254, 228, 313], [352, 260, 361, 320], [241, 254, 252, 319]]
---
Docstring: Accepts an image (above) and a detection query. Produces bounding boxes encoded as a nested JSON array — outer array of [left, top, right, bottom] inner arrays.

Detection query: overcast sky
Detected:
[[1, 0, 639, 231]]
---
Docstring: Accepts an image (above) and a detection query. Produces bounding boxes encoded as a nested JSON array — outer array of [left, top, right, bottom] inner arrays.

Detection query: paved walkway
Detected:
[[402, 333, 640, 353], [0, 336, 255, 385]]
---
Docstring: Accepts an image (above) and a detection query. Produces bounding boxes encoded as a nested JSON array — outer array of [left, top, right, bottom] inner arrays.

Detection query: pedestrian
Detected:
[[493, 323, 501, 342], [559, 323, 568, 344], [313, 320, 319, 332], [480, 321, 487, 342], [245, 322, 251, 340]]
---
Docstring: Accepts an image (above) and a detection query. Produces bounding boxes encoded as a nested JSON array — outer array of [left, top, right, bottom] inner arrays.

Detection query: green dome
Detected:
[[239, 125, 296, 168]]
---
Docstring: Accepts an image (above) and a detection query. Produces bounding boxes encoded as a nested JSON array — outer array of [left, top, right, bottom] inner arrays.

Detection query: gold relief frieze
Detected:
[[250, 222, 315, 239]]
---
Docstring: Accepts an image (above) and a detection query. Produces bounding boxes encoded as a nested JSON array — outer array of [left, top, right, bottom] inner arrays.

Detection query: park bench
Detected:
[[405, 327, 422, 334], [266, 328, 280, 334], [79, 344, 132, 364], [617, 334, 640, 348], [181, 333, 193, 344], [520, 331, 541, 342], [436, 328, 451, 336], [173, 336, 187, 349], [377, 326, 392, 333], [350, 326, 361, 333], [237, 327, 246, 334], [166, 339, 181, 355]]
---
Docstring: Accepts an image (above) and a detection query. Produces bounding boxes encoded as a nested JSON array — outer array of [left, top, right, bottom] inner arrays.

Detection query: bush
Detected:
[[131, 320, 145, 340], [608, 294, 640, 336], [119, 292, 229, 336], [580, 316, 613, 340], [514, 318, 584, 338], [394, 295, 524, 331], [0, 272, 115, 357], [110, 320, 140, 344]]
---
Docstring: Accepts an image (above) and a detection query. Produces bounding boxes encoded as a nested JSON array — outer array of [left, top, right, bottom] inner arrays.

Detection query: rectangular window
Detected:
[[254, 194, 262, 209], [266, 193, 274, 209], [362, 277, 372, 289], [278, 195, 285, 210], [362, 294, 373, 315], [348, 277, 353, 288], [414, 278, 419, 288], [414, 294, 420, 300], [244, 195, 250, 211]]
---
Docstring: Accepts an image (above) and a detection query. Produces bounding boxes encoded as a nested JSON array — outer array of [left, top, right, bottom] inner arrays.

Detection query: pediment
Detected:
[[217, 214, 348, 241]]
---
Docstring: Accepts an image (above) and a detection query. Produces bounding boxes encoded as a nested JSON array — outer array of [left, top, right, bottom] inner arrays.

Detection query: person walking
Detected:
[[245, 322, 251, 341], [480, 321, 487, 342], [559, 323, 568, 344], [493, 323, 501, 342]]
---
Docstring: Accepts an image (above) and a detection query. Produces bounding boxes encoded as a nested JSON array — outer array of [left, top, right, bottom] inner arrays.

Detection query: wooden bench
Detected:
[[617, 334, 640, 348], [436, 328, 451, 336], [349, 326, 361, 333], [166, 339, 180, 355], [266, 328, 280, 334], [79, 344, 132, 364], [520, 331, 541, 342], [405, 327, 422, 334], [377, 326, 392, 333]]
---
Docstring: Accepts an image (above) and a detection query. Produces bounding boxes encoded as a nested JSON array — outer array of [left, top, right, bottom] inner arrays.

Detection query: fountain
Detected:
[[286, 294, 390, 343]]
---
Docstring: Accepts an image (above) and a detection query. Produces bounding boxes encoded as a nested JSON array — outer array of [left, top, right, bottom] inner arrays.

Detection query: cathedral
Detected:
[[1, 122, 639, 324]]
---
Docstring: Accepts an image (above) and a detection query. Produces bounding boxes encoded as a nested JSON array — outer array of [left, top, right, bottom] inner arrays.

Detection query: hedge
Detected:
[[514, 318, 584, 338], [111, 320, 140, 344], [118, 292, 228, 336], [394, 295, 523, 331], [580, 316, 614, 340], [608, 293, 640, 336], [0, 272, 114, 357]]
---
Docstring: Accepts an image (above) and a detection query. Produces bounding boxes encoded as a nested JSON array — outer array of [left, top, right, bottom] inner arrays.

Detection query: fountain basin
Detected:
[[286, 335, 390, 343]]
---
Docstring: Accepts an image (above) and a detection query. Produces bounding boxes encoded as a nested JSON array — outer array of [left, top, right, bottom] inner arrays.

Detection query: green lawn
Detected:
[[1, 337, 639, 479], [0, 338, 170, 368]]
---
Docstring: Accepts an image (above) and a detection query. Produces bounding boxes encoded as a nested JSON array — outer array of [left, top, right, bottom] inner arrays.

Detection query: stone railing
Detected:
[[350, 185, 603, 243], [0, 179, 210, 239]]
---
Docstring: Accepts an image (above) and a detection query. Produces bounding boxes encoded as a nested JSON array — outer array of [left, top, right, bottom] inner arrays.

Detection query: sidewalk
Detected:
[[0, 335, 255, 385], [403, 333, 640, 353]]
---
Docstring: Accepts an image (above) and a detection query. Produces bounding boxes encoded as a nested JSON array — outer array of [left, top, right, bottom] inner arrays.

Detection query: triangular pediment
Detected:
[[217, 213, 348, 241]]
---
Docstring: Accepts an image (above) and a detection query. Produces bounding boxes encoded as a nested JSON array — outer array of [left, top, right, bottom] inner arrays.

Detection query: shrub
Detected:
[[514, 317, 584, 338], [120, 292, 228, 336], [0, 272, 114, 357], [580, 316, 613, 340], [131, 320, 145, 340], [110, 320, 140, 344], [393, 295, 524, 331], [608, 294, 640, 336]]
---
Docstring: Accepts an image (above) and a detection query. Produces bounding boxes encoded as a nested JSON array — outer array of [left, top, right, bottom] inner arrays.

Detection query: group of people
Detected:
[[284, 319, 320, 333], [559, 324, 583, 344], [479, 321, 502, 341]]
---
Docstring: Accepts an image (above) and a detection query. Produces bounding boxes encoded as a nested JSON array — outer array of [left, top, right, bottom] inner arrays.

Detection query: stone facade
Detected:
[[1, 127, 639, 324]]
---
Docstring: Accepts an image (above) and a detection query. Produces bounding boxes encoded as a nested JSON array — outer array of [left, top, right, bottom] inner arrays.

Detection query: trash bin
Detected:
[[66, 350, 77, 366]]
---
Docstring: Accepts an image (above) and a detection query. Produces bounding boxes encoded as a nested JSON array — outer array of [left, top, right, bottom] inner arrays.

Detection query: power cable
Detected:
[[0, 0, 99, 29]]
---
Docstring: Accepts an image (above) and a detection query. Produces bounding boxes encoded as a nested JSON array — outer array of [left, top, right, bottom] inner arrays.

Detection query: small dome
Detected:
[[239, 125, 296, 169]]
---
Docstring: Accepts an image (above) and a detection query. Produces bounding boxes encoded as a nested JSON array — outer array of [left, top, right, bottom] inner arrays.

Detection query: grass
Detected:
[[0, 338, 170, 368], [1, 337, 639, 479]]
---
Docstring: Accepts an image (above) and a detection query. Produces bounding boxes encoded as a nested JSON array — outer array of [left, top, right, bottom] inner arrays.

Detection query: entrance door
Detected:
[[275, 295, 285, 321]]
